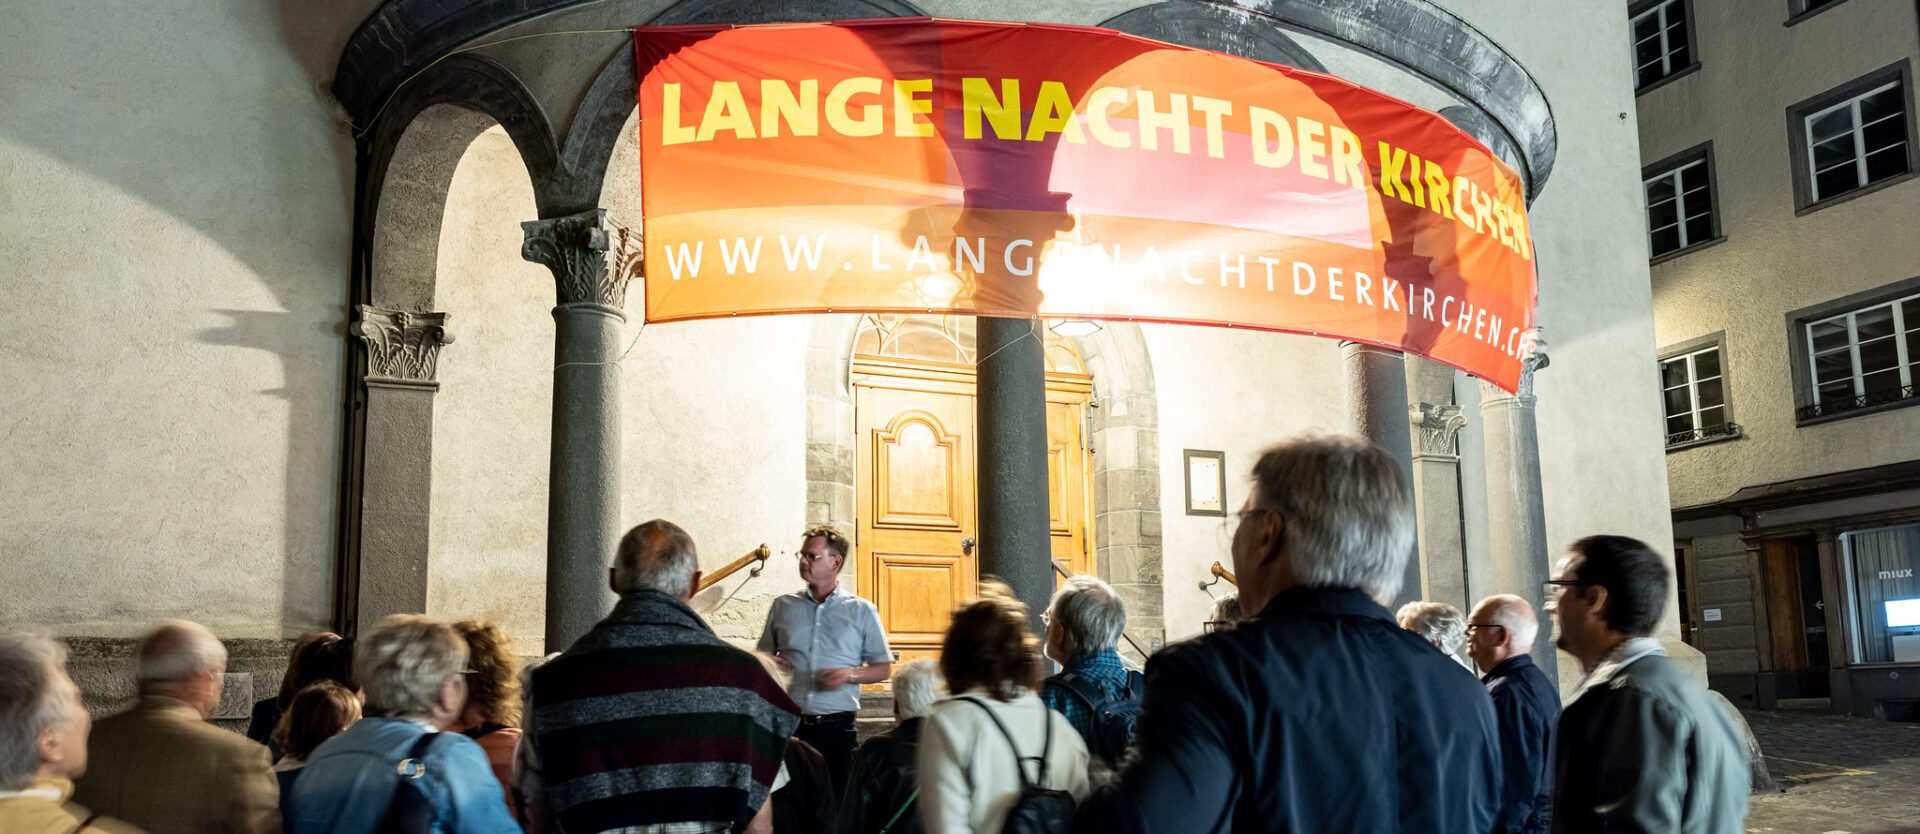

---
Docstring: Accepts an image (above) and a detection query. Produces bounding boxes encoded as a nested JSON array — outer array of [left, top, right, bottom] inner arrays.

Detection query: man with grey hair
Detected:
[[521, 520, 801, 834], [1075, 435, 1501, 834], [835, 659, 942, 834], [0, 634, 143, 832], [1041, 575, 1140, 764], [1398, 600, 1469, 664], [1467, 594, 1558, 834], [73, 621, 279, 834]]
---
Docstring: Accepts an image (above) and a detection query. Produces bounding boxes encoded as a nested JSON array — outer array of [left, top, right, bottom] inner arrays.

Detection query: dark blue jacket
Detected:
[[1073, 585, 1502, 834], [1483, 653, 1560, 833]]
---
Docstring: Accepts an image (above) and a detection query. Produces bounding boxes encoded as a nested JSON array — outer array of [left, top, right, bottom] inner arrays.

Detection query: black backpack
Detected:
[[1046, 669, 1143, 765], [376, 731, 441, 834], [957, 697, 1074, 834]]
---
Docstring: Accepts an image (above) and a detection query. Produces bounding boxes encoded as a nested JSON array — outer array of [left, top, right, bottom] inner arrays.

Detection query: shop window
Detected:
[[1630, 0, 1697, 92], [1788, 63, 1915, 211], [1841, 524, 1920, 664]]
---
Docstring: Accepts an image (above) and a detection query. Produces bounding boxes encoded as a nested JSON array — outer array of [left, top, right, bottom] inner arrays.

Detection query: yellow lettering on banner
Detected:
[[1296, 117, 1328, 179], [1453, 176, 1476, 232], [760, 79, 819, 137], [1026, 81, 1086, 144], [1472, 186, 1494, 239], [1331, 128, 1365, 190], [1495, 203, 1515, 249], [1378, 143, 1414, 204], [1137, 91, 1191, 154], [826, 77, 883, 137], [1424, 161, 1454, 220], [963, 77, 1021, 140], [1191, 96, 1233, 159], [697, 81, 757, 141], [1088, 87, 1132, 149], [1250, 107, 1294, 168], [893, 79, 935, 137], [1407, 153, 1425, 206], [662, 83, 697, 145], [1512, 205, 1533, 260]]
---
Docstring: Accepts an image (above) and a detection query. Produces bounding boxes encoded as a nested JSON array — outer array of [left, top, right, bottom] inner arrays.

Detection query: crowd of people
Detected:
[[0, 434, 1751, 834]]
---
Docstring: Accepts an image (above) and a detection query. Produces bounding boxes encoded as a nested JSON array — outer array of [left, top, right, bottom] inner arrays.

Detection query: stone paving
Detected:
[[1743, 706, 1920, 834]]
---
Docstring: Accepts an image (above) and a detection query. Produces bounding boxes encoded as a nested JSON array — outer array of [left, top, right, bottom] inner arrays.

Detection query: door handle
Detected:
[[961, 537, 976, 556]]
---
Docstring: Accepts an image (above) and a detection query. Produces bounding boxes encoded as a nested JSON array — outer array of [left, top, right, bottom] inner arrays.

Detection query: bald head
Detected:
[[611, 520, 701, 600], [137, 621, 226, 718], [1467, 594, 1538, 673]]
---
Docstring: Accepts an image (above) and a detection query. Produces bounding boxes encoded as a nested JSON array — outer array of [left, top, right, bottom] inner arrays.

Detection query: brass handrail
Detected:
[[1207, 561, 1236, 587], [697, 544, 771, 592], [1049, 557, 1148, 658]]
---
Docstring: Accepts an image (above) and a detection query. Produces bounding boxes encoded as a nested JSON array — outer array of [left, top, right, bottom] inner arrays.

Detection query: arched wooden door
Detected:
[[853, 316, 1094, 668]]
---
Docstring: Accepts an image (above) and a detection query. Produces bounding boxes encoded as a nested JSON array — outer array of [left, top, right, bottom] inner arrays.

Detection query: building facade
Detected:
[[4, 0, 1677, 713], [1635, 0, 1920, 718]]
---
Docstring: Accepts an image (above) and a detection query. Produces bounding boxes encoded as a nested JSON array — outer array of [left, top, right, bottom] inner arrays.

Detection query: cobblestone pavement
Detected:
[[1743, 707, 1920, 834]]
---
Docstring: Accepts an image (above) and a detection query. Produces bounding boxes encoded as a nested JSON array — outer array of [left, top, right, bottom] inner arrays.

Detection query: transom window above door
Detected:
[[854, 314, 1087, 374]]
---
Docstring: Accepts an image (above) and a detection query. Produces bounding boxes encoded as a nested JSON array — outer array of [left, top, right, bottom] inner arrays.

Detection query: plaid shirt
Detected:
[[1040, 649, 1130, 738]]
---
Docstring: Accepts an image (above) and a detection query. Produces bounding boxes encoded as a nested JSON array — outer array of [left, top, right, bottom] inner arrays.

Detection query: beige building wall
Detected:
[[0, 0, 356, 639], [1639, 0, 1920, 511]]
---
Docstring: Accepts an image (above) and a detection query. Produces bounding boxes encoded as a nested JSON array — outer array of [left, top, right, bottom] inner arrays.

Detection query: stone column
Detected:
[[1410, 402, 1469, 611], [348, 306, 453, 632], [1479, 335, 1553, 683], [1342, 342, 1418, 607], [522, 208, 636, 653], [976, 316, 1055, 634]]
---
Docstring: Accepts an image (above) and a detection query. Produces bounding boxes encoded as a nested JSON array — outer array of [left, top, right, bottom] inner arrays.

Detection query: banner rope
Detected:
[[973, 317, 1042, 367], [352, 27, 640, 140], [553, 320, 647, 372]]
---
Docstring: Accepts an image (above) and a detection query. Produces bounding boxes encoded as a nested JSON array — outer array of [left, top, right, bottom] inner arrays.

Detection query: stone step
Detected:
[[1776, 698, 1831, 712], [859, 690, 894, 718]]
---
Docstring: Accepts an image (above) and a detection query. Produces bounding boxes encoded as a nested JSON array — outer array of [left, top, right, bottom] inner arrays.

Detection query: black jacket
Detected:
[[1483, 654, 1560, 834], [834, 718, 923, 834], [1073, 585, 1503, 834], [775, 736, 837, 834]]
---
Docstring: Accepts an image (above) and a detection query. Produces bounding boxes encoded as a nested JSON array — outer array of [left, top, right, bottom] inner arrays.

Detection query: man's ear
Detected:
[[37, 724, 67, 769], [1254, 509, 1286, 565], [683, 570, 703, 602], [1586, 585, 1610, 620], [609, 568, 619, 594]]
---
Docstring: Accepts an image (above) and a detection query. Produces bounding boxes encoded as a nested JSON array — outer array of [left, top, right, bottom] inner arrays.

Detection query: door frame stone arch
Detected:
[[803, 316, 1164, 651]]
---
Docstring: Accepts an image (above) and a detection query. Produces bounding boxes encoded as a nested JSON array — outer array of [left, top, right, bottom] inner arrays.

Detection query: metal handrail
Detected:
[[1049, 556, 1148, 658], [696, 544, 771, 592], [1202, 561, 1236, 588]]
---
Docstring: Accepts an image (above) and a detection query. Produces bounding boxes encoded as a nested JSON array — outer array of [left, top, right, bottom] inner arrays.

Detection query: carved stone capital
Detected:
[[350, 306, 453, 383], [521, 208, 640, 310], [1481, 328, 1550, 401], [1409, 402, 1468, 458]]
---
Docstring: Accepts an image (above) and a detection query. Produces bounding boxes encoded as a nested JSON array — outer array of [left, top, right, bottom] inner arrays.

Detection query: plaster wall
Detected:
[[1637, 0, 1920, 510], [0, 0, 354, 638], [1152, 329, 1347, 642], [426, 128, 556, 652], [1442, 0, 1688, 660]]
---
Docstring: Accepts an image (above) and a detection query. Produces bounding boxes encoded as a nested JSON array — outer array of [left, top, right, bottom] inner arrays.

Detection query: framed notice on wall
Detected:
[[1185, 449, 1227, 517]]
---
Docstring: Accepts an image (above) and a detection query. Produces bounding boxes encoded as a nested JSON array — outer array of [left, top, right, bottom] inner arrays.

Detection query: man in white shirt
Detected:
[[757, 525, 893, 794]]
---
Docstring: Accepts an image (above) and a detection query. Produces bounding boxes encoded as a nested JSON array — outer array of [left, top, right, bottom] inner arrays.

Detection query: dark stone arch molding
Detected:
[[1102, 2, 1329, 74]]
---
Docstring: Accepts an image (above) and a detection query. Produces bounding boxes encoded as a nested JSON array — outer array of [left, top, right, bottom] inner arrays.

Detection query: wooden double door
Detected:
[[853, 354, 1094, 668]]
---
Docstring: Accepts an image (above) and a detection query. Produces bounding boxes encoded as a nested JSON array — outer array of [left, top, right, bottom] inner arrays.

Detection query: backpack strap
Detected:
[[398, 730, 438, 778], [877, 788, 918, 834], [956, 696, 1051, 788], [1050, 672, 1107, 713]]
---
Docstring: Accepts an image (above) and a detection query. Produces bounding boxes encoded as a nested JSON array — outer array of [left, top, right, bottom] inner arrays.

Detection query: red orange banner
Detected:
[[635, 18, 1538, 390]]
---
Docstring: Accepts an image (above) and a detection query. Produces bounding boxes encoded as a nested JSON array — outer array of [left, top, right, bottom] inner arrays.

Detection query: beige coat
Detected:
[[0, 778, 146, 834], [72, 698, 280, 834]]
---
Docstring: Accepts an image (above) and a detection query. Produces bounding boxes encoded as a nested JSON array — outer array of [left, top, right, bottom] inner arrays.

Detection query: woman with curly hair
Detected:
[[450, 620, 522, 817], [916, 581, 1089, 834]]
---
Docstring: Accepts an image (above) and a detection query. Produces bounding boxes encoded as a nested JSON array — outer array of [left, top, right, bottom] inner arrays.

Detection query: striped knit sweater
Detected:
[[527, 590, 801, 833]]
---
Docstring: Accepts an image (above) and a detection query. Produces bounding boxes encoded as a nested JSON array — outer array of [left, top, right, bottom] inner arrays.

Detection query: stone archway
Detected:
[[803, 316, 1164, 653]]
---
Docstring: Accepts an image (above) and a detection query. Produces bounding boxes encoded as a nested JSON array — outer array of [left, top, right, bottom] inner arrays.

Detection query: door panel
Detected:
[[1763, 536, 1831, 698], [855, 360, 1093, 670]]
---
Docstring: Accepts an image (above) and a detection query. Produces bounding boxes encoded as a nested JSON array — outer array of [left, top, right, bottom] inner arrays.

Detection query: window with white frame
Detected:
[[1631, 0, 1694, 90], [1660, 345, 1733, 446], [1803, 291, 1920, 418], [1803, 79, 1910, 203], [1644, 153, 1715, 258]]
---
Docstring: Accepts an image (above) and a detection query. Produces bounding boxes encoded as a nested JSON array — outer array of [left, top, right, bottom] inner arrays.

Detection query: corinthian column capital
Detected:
[[521, 208, 640, 311], [1482, 328, 1550, 401], [350, 306, 453, 384], [1409, 402, 1468, 459]]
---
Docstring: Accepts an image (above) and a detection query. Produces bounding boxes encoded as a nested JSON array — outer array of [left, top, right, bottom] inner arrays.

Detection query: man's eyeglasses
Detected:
[[1542, 579, 1592, 597], [1204, 620, 1235, 633], [797, 552, 836, 562]]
